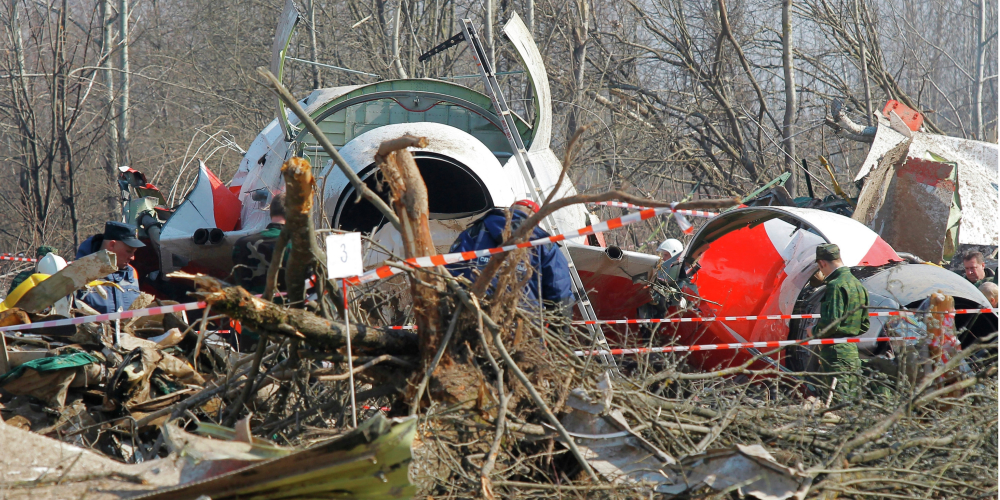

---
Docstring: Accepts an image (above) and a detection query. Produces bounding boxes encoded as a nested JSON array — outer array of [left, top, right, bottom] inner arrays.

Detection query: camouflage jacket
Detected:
[[816, 267, 870, 338], [232, 223, 285, 293]]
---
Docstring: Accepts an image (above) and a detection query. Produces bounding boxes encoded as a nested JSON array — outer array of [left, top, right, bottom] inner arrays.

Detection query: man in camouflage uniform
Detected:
[[232, 193, 286, 294], [807, 243, 869, 403]]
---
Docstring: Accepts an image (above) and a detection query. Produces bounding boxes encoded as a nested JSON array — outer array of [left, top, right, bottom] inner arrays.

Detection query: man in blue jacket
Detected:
[[447, 200, 574, 310], [75, 221, 145, 314]]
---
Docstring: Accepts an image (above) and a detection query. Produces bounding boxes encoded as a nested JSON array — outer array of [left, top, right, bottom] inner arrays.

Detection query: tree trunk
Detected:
[[203, 286, 418, 353], [853, 0, 873, 126], [486, 0, 495, 69], [118, 0, 131, 165], [392, 0, 408, 79], [567, 0, 589, 136], [101, 0, 120, 220], [308, 0, 322, 89], [527, 0, 534, 34], [374, 136, 442, 361], [281, 157, 319, 306], [973, 0, 986, 140], [781, 0, 797, 197]]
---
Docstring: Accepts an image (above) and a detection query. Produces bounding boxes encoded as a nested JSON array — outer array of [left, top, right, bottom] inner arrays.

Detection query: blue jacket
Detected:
[[447, 209, 574, 304], [75, 235, 142, 314]]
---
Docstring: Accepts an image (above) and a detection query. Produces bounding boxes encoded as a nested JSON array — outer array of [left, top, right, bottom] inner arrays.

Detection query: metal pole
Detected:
[[343, 279, 357, 427], [114, 307, 122, 349]]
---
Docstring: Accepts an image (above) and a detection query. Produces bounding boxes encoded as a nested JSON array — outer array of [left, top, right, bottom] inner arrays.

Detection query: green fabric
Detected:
[[0, 352, 100, 386], [151, 369, 185, 395], [818, 343, 861, 402], [816, 267, 870, 339], [973, 269, 997, 288], [35, 246, 57, 258]]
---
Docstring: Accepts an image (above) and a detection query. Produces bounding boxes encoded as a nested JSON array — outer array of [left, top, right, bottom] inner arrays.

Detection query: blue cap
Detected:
[[103, 221, 145, 248]]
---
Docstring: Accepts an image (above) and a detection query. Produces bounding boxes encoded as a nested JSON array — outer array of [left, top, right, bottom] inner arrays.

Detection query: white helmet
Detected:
[[36, 252, 67, 275], [657, 238, 684, 258]]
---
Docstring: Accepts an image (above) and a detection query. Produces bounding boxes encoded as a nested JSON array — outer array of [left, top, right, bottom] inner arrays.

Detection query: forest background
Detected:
[[1, 0, 996, 256]]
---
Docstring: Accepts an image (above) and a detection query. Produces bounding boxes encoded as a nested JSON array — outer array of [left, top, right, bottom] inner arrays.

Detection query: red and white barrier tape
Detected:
[[572, 308, 995, 325], [380, 308, 996, 331], [0, 300, 207, 333], [589, 201, 720, 218], [346, 204, 715, 286], [590, 201, 718, 235], [574, 336, 919, 356], [1, 254, 37, 263]]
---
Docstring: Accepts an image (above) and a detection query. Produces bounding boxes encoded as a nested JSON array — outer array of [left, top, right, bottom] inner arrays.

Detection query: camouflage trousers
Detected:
[[818, 343, 861, 403]]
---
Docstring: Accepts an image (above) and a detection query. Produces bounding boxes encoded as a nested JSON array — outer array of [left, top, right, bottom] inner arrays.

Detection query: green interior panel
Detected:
[[293, 79, 532, 167]]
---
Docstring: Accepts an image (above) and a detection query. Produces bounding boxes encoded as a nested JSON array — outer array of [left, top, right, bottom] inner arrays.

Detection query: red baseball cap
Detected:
[[512, 199, 540, 213]]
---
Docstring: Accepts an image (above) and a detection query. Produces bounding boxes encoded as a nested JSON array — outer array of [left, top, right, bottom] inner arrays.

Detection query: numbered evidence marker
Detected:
[[326, 232, 363, 279]]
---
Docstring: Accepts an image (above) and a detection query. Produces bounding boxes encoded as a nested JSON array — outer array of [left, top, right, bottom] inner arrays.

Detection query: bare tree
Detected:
[[782, 0, 797, 196]]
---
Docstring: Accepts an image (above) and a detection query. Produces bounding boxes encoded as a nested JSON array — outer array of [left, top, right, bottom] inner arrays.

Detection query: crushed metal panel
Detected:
[[860, 263, 990, 308], [907, 133, 998, 246], [503, 12, 551, 151], [662, 444, 810, 500], [560, 386, 677, 489], [866, 157, 957, 262], [569, 244, 658, 320], [269, 0, 300, 141], [854, 139, 911, 228], [856, 127, 998, 247], [855, 124, 910, 181], [161, 420, 293, 484], [135, 414, 417, 500]]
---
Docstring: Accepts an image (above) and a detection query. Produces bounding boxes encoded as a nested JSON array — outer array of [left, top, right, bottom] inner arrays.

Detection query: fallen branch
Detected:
[[201, 285, 417, 353]]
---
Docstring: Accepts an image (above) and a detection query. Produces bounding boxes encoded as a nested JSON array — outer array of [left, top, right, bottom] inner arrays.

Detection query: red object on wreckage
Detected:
[[635, 206, 901, 371]]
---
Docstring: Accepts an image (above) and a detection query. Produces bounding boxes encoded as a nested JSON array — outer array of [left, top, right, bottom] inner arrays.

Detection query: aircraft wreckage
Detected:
[[111, 2, 994, 377]]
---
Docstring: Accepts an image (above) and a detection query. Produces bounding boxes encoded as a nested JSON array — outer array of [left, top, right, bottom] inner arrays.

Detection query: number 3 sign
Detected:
[[326, 232, 363, 279]]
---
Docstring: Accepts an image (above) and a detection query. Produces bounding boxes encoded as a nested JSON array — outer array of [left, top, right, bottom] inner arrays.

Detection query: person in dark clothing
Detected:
[[76, 222, 145, 314], [232, 192, 286, 293], [447, 200, 574, 308]]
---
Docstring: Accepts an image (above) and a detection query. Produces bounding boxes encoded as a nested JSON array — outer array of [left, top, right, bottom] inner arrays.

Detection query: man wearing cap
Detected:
[[807, 243, 869, 403], [75, 221, 145, 314], [447, 200, 573, 309]]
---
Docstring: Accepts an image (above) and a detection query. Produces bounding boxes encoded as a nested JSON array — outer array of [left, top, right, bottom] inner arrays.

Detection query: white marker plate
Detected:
[[326, 232, 363, 279]]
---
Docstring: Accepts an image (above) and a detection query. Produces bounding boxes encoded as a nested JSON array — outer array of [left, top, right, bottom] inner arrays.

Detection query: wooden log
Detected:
[[374, 136, 483, 407], [202, 285, 417, 353], [373, 136, 446, 363], [280, 157, 317, 306]]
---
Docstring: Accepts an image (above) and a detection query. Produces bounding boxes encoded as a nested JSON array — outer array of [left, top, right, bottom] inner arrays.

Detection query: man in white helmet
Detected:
[[637, 238, 688, 332], [657, 238, 684, 261]]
